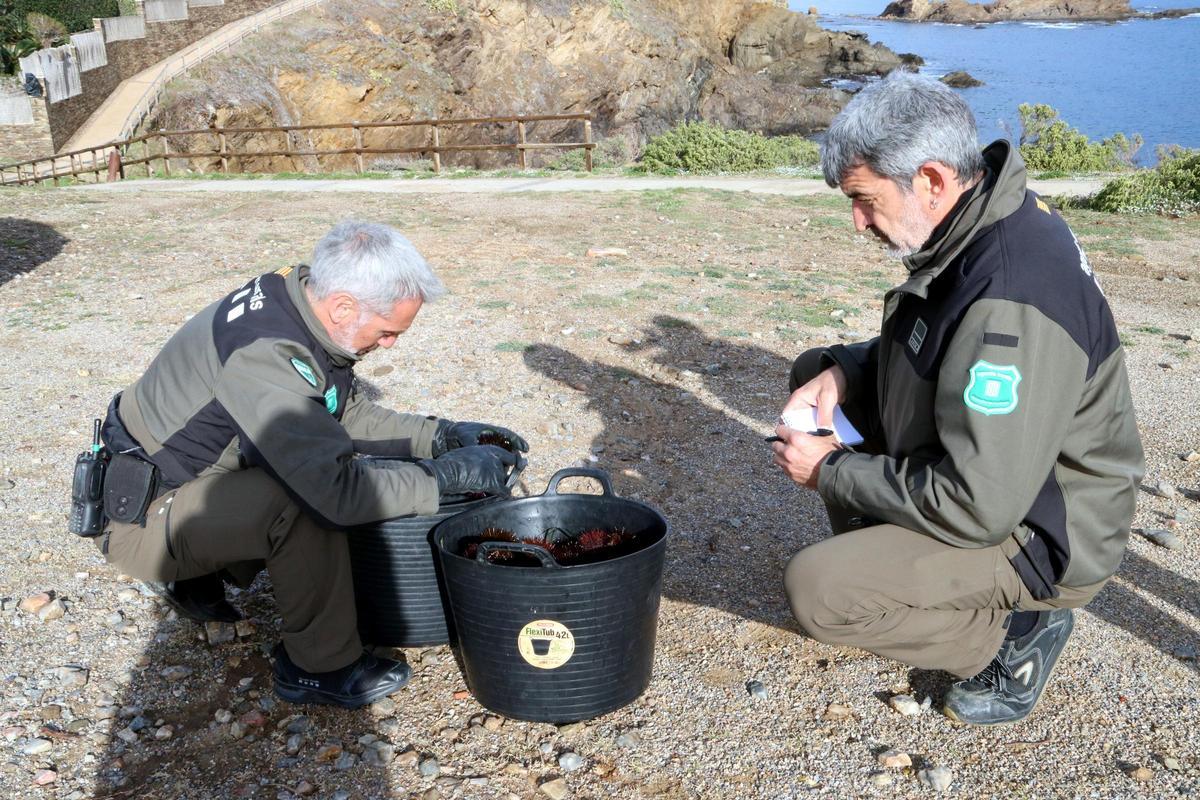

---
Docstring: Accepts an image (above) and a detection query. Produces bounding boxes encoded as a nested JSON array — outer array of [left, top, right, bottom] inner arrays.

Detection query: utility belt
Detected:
[[69, 395, 175, 537]]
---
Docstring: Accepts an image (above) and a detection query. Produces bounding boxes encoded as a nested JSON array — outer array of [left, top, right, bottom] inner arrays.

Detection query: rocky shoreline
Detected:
[[880, 0, 1200, 25]]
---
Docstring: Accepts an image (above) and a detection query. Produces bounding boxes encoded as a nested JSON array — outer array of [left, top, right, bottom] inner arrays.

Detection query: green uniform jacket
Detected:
[[104, 265, 441, 528], [816, 141, 1145, 598]]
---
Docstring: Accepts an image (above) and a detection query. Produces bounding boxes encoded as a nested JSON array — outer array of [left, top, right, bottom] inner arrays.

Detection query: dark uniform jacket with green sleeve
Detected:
[[816, 141, 1145, 599], [102, 264, 441, 528]]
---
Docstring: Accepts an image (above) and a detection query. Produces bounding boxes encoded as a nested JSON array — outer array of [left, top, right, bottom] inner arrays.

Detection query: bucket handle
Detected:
[[542, 467, 615, 498], [476, 541, 562, 568]]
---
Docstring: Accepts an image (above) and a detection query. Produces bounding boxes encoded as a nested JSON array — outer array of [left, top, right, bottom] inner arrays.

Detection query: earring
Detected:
[[930, 199, 939, 209]]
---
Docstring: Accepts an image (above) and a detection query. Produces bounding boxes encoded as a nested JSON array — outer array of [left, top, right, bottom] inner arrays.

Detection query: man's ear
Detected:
[[915, 162, 948, 199], [328, 293, 358, 325]]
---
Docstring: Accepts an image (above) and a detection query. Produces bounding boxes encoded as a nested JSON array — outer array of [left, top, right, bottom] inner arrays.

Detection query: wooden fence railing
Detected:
[[0, 112, 594, 186]]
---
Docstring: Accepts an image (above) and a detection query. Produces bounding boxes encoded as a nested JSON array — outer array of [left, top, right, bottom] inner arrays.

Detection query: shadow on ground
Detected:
[[0, 218, 67, 288]]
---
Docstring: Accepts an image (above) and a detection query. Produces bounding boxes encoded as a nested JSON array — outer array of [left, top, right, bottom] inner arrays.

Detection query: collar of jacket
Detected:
[[893, 139, 1028, 299], [285, 264, 360, 367]]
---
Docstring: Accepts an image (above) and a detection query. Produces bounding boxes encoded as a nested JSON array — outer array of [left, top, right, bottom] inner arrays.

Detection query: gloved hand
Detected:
[[432, 419, 529, 457], [418, 445, 518, 496]]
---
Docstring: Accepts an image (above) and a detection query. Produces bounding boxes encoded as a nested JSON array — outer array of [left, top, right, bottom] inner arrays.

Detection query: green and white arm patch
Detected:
[[290, 357, 319, 388], [963, 360, 1022, 416]]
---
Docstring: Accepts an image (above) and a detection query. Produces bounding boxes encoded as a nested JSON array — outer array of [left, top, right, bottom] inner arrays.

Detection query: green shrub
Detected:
[[549, 136, 631, 171], [1018, 103, 1141, 173], [1090, 149, 1200, 216], [12, 1, 117, 33], [640, 121, 819, 174]]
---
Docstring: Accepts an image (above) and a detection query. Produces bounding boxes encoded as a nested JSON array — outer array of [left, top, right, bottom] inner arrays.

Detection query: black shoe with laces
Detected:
[[272, 644, 411, 709], [142, 573, 242, 623], [943, 608, 1075, 726]]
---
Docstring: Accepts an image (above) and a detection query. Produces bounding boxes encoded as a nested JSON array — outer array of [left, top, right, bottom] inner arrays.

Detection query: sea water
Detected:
[[788, 0, 1200, 162]]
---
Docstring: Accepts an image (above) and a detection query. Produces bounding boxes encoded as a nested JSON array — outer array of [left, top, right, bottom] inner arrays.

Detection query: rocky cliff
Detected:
[[152, 0, 905, 170], [880, 0, 1151, 23]]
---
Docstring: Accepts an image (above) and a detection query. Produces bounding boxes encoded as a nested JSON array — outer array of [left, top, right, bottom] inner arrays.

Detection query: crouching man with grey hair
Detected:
[[771, 73, 1143, 725], [94, 221, 527, 708]]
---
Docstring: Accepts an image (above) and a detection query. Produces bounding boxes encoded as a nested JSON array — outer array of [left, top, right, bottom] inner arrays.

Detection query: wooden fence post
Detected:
[[218, 126, 229, 174], [107, 150, 123, 182], [353, 123, 364, 174], [161, 132, 171, 177], [144, 138, 152, 178], [584, 118, 593, 172], [517, 120, 527, 171], [431, 123, 440, 174]]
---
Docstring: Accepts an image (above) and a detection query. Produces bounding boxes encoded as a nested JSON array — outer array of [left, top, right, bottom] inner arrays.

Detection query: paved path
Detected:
[[75, 175, 1108, 196], [65, 0, 327, 153]]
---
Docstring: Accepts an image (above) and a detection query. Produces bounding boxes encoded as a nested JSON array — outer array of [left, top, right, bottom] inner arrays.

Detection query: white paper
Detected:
[[780, 405, 864, 446]]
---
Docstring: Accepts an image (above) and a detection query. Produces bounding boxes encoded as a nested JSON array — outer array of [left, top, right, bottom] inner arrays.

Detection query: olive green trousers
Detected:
[[99, 468, 362, 673], [784, 350, 1102, 678]]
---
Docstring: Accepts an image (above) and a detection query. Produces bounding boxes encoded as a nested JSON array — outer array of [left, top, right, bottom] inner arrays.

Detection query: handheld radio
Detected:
[[68, 419, 108, 537]]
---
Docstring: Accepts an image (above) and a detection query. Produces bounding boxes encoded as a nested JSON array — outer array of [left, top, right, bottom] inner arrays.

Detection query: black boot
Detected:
[[272, 644, 411, 709], [143, 573, 242, 623], [943, 608, 1074, 725]]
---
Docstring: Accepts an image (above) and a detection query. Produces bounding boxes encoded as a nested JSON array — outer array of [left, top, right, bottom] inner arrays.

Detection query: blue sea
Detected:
[[788, 0, 1200, 163]]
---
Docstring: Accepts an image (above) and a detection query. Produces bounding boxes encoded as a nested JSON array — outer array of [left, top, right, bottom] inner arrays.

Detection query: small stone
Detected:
[[558, 752, 586, 772], [396, 750, 420, 768], [22, 738, 53, 755], [452, 689, 471, 700], [823, 702, 853, 721], [1141, 529, 1182, 550], [55, 666, 89, 689], [557, 721, 586, 736], [919, 765, 954, 791], [586, 247, 628, 258], [420, 789, 440, 800], [540, 778, 568, 800], [419, 757, 440, 777], [1173, 643, 1197, 660], [294, 781, 316, 796], [1182, 450, 1200, 463], [607, 334, 635, 346], [205, 621, 236, 645], [239, 709, 266, 728], [483, 716, 503, 732], [285, 716, 311, 734], [1162, 756, 1182, 771], [315, 744, 342, 763], [37, 598, 67, 622], [1147, 480, 1178, 500], [128, 715, 147, 732], [1131, 766, 1153, 782], [870, 772, 893, 787], [285, 733, 303, 755], [228, 722, 245, 739], [616, 731, 640, 749], [888, 694, 923, 716], [878, 749, 912, 769], [370, 697, 396, 717], [214, 709, 233, 724], [746, 680, 768, 701], [373, 742, 396, 763], [32, 769, 57, 786], [154, 725, 174, 740], [18, 592, 52, 615], [333, 751, 356, 770], [38, 705, 63, 721], [116, 727, 138, 744], [160, 665, 192, 682], [235, 619, 254, 638]]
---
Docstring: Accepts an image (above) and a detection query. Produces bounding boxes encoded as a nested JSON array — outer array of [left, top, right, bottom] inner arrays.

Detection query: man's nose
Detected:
[[852, 201, 871, 232], [378, 336, 397, 349]]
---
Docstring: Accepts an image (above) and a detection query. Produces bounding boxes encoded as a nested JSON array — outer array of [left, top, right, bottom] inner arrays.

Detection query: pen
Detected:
[[764, 428, 835, 443]]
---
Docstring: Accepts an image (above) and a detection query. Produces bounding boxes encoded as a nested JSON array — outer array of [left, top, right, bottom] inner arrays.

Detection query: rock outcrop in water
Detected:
[[152, 0, 905, 170], [880, 0, 1199, 23]]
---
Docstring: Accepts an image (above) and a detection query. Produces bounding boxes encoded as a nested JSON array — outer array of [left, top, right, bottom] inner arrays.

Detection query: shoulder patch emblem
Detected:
[[1035, 197, 1051, 215], [290, 357, 318, 388], [908, 318, 928, 355], [964, 360, 1022, 416], [324, 386, 339, 414], [274, 266, 294, 277]]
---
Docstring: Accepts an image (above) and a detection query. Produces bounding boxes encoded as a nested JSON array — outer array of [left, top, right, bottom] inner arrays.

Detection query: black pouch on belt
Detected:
[[104, 452, 160, 526]]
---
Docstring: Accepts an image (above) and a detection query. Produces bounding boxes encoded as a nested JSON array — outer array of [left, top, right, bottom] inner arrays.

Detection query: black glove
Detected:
[[432, 419, 529, 457], [418, 445, 518, 496]]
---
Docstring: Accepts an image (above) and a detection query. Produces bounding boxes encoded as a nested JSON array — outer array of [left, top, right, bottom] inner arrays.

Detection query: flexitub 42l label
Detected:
[[517, 619, 575, 669]]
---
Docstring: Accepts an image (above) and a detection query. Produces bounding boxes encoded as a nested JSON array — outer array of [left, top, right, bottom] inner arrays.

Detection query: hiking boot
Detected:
[[943, 608, 1074, 726], [142, 573, 242, 623], [272, 644, 411, 709]]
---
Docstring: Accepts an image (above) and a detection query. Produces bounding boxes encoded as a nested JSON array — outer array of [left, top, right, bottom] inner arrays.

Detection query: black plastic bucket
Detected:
[[433, 468, 669, 723], [347, 456, 522, 648]]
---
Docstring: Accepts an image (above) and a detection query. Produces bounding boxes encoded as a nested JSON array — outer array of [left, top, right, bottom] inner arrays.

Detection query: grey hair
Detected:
[[308, 221, 445, 313], [820, 72, 984, 189]]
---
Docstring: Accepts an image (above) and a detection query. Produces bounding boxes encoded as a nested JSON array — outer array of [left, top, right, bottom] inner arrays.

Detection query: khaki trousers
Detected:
[[785, 349, 1103, 678], [100, 468, 361, 673]]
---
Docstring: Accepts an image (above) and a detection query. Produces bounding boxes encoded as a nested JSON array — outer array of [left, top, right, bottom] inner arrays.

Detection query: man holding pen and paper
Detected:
[[771, 73, 1143, 726]]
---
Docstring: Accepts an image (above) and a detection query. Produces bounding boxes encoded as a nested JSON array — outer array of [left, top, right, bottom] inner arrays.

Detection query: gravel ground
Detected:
[[0, 186, 1197, 800]]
